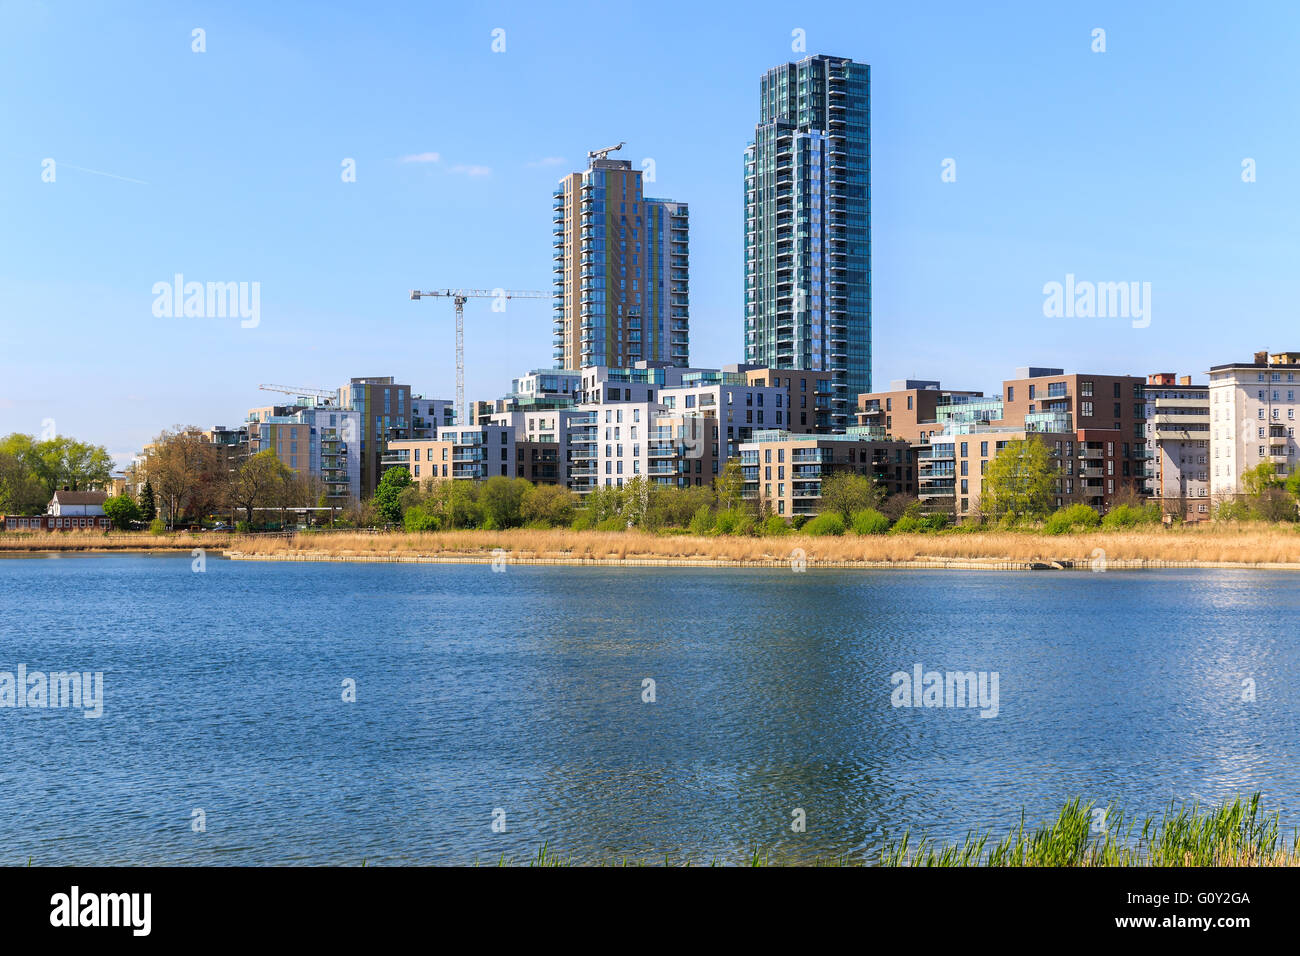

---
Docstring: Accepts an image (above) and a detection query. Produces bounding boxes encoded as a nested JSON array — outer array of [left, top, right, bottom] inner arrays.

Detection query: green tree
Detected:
[[138, 480, 157, 522], [1242, 462, 1295, 521], [479, 476, 530, 529], [584, 485, 624, 523], [0, 449, 49, 515], [520, 483, 576, 527], [981, 438, 1056, 520], [0, 433, 113, 496], [820, 472, 885, 522], [372, 466, 413, 525], [102, 493, 142, 530]]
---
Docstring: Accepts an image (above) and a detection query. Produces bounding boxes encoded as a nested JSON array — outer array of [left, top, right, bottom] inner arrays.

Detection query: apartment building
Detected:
[[381, 438, 454, 484], [246, 402, 361, 504], [203, 424, 250, 476], [472, 370, 582, 424], [1208, 351, 1300, 499], [743, 366, 836, 434], [740, 428, 913, 518], [745, 53, 871, 430], [1143, 373, 1210, 520], [998, 367, 1147, 495], [934, 426, 1079, 518], [857, 380, 985, 444], [553, 154, 689, 369], [337, 376, 412, 499], [411, 397, 454, 439], [660, 368, 788, 459], [896, 367, 1147, 518]]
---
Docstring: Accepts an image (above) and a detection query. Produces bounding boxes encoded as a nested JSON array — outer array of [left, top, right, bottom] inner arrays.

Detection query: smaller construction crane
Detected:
[[409, 289, 548, 427], [587, 141, 625, 162], [258, 384, 338, 406]]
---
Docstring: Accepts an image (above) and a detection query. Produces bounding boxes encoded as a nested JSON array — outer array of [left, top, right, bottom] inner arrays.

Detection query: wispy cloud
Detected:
[[60, 163, 149, 185], [527, 156, 566, 167], [450, 164, 491, 177], [398, 152, 441, 164]]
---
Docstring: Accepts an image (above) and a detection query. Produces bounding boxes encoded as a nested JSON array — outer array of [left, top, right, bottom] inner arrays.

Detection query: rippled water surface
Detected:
[[1, 554, 1297, 864]]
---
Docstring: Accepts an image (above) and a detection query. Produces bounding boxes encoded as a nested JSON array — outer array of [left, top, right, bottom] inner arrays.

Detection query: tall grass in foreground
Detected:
[[477, 796, 1297, 866], [883, 794, 1294, 867]]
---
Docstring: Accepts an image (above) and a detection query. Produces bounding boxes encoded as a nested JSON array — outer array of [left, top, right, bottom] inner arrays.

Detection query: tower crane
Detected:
[[408, 288, 548, 426], [587, 141, 625, 162], [258, 384, 338, 406]]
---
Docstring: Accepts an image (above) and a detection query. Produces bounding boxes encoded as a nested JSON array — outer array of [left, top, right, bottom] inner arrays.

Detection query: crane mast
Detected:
[[408, 288, 548, 427]]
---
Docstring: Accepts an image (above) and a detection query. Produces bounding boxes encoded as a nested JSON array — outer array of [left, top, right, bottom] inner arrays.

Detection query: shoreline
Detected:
[[223, 549, 1300, 571], [5, 526, 1300, 571]]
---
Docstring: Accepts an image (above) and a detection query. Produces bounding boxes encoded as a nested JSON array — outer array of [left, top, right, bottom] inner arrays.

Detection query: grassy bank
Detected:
[[0, 530, 239, 552], [484, 794, 1297, 866], [223, 523, 1300, 567], [5, 523, 1300, 567]]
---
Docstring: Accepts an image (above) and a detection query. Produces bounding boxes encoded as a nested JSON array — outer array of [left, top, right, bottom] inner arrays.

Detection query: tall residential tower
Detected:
[[744, 54, 871, 430], [553, 149, 689, 370]]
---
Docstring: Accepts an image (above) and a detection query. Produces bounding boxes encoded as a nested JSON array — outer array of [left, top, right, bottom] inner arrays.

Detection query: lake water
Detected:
[[1, 553, 1297, 865]]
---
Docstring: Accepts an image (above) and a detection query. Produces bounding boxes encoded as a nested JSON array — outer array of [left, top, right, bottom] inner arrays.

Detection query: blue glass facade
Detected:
[[745, 54, 871, 430]]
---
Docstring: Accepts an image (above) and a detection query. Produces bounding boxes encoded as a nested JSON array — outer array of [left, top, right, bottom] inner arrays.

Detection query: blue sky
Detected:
[[2, 1, 1298, 466]]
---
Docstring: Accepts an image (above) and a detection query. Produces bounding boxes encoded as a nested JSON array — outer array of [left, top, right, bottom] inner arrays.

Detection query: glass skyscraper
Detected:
[[744, 54, 870, 429]]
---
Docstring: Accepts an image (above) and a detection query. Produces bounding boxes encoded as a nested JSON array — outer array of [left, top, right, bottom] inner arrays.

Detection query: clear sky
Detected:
[[2, 1, 1297, 467]]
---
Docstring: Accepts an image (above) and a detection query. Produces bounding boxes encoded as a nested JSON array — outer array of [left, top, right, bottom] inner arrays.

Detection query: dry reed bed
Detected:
[[232, 525, 1300, 566], [0, 531, 235, 551]]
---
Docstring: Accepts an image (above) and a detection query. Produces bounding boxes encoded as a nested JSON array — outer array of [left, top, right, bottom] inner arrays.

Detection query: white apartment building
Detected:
[[1208, 351, 1300, 498]]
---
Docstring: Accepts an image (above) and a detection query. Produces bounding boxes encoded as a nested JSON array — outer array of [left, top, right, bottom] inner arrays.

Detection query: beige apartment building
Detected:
[[743, 367, 836, 434], [1143, 373, 1210, 520], [741, 430, 915, 519], [552, 154, 689, 370]]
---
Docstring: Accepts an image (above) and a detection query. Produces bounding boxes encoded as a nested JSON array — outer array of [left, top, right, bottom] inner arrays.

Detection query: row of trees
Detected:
[[0, 433, 114, 514], [365, 462, 902, 536], [117, 427, 326, 530]]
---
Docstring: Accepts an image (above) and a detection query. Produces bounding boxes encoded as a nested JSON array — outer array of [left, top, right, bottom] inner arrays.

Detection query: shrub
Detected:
[[1102, 503, 1157, 530], [790, 514, 809, 531], [148, 517, 167, 535], [1214, 500, 1251, 523], [687, 505, 715, 536], [762, 515, 790, 536], [570, 511, 594, 532], [714, 508, 755, 536], [594, 516, 627, 532], [520, 484, 577, 528], [102, 493, 141, 531], [921, 512, 951, 533], [850, 508, 891, 535], [889, 515, 923, 534], [403, 505, 441, 533], [803, 512, 846, 536], [1044, 504, 1101, 535]]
